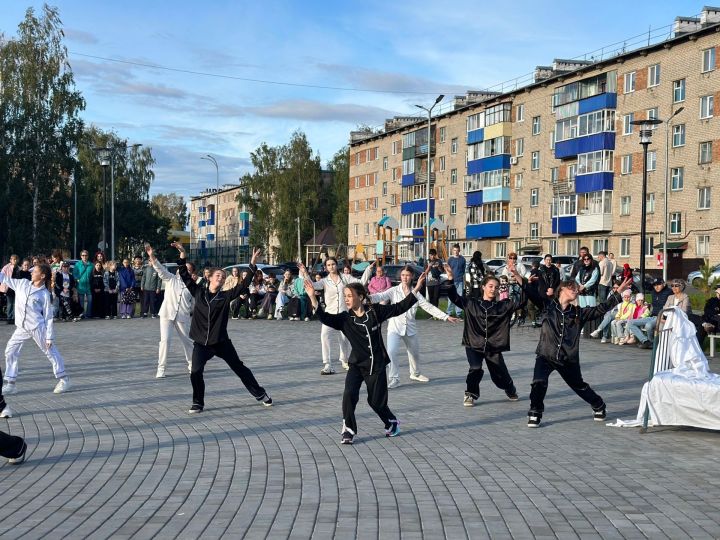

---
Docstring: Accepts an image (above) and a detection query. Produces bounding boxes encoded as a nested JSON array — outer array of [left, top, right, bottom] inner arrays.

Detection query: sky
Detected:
[[0, 0, 705, 200]]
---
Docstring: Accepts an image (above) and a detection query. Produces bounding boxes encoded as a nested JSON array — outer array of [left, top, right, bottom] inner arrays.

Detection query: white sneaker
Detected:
[[156, 369, 166, 379], [387, 377, 400, 389], [2, 382, 17, 395], [600, 337, 608, 343], [463, 394, 475, 407], [0, 405, 14, 418], [320, 365, 335, 375], [187, 363, 192, 373], [341, 362, 349, 371], [53, 377, 70, 394], [590, 329, 601, 338], [409, 373, 430, 383]]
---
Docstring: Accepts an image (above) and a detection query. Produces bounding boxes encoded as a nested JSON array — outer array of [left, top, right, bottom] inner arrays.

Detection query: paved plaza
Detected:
[[0, 317, 718, 539]]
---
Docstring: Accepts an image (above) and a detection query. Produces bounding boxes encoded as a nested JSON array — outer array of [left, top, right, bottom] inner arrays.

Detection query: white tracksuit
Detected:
[[311, 266, 372, 368], [370, 285, 448, 380], [152, 259, 195, 371], [0, 273, 66, 382]]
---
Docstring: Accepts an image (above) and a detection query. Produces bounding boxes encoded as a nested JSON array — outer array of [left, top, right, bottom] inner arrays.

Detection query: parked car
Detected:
[[483, 258, 506, 272], [550, 255, 578, 279], [518, 255, 542, 268], [688, 263, 720, 288], [612, 269, 655, 292], [276, 261, 301, 276], [222, 263, 283, 279]]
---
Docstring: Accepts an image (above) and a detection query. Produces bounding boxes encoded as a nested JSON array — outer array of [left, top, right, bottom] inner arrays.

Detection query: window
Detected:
[[647, 192, 655, 214], [439, 126, 446, 143], [515, 138, 524, 157], [353, 224, 359, 237], [550, 167, 559, 183], [566, 239, 579, 256], [439, 186, 445, 200], [532, 116, 541, 135], [623, 113, 634, 135], [700, 141, 713, 164], [701, 95, 714, 119], [555, 109, 615, 142], [392, 141, 400, 155], [531, 151, 540, 170], [451, 169, 457, 184], [449, 228, 457, 240], [390, 194, 397, 206], [353, 200, 359, 212], [645, 236, 655, 256], [381, 208, 387, 217], [698, 187, 711, 210], [697, 235, 711, 257], [484, 102, 512, 126], [577, 150, 613, 175], [702, 47, 716, 73], [670, 212, 682, 234], [515, 104, 525, 122], [624, 71, 636, 93], [672, 124, 685, 147], [620, 238, 631, 257], [467, 112, 485, 132], [648, 151, 656, 171], [354, 177, 360, 188], [373, 172, 378, 185], [494, 242, 507, 258], [671, 168, 684, 190], [530, 188, 539, 207], [673, 79, 686, 103], [364, 223, 370, 235], [439, 156, 446, 171], [513, 207, 522, 223], [382, 182, 387, 196], [514, 173, 523, 189], [549, 239, 558, 255], [648, 63, 660, 87], [530, 222, 539, 240], [549, 129, 556, 150], [392, 168, 398, 182], [647, 107, 659, 125], [620, 196, 631, 215], [450, 199, 457, 215], [451, 137, 458, 154], [593, 239, 608, 254], [621, 155, 633, 175]]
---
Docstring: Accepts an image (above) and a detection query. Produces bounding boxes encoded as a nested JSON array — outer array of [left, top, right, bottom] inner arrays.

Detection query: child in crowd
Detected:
[[54, 262, 80, 322], [119, 259, 137, 319], [104, 261, 120, 319], [91, 261, 106, 319]]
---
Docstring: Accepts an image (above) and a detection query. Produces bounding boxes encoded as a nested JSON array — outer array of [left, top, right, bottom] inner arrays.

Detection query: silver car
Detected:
[[687, 263, 720, 288]]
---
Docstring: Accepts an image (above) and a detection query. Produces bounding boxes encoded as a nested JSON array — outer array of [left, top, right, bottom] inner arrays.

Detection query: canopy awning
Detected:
[[653, 242, 688, 250], [518, 245, 542, 253]]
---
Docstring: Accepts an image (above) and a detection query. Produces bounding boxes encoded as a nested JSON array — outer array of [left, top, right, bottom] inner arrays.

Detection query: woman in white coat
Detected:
[[0, 263, 70, 396], [145, 244, 196, 379], [369, 265, 459, 388], [299, 259, 373, 375]]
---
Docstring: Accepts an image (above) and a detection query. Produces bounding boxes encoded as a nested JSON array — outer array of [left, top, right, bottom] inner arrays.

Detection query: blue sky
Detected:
[[0, 1, 704, 199]]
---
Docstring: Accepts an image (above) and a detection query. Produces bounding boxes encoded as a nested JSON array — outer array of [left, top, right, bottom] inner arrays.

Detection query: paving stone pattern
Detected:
[[0, 318, 718, 539]]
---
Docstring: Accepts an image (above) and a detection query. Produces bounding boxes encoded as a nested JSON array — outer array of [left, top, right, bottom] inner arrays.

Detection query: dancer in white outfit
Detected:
[[0, 264, 70, 395], [299, 259, 372, 375], [145, 244, 196, 378], [370, 265, 460, 388]]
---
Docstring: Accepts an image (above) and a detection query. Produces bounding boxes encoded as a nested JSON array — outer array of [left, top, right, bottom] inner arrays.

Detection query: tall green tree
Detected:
[[0, 4, 85, 257], [151, 193, 188, 230], [328, 146, 349, 245]]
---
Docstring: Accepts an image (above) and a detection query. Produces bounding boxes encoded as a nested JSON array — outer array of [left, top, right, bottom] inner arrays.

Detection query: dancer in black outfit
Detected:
[[174, 242, 272, 413], [304, 273, 426, 444], [444, 262, 526, 407], [524, 276, 632, 427]]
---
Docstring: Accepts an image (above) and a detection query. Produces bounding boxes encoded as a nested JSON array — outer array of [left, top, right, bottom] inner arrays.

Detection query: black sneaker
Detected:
[[341, 431, 354, 444], [8, 441, 26, 465], [385, 420, 401, 437], [506, 389, 519, 401], [188, 404, 203, 414], [593, 406, 607, 421], [258, 393, 273, 407], [527, 414, 541, 428], [638, 340, 652, 350]]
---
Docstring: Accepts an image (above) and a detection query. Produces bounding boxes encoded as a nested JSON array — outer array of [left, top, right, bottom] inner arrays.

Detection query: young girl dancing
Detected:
[[304, 273, 426, 444], [0, 264, 71, 395]]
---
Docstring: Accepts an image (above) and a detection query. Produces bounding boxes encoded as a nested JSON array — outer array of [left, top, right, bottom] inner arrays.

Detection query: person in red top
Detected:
[[367, 265, 393, 303]]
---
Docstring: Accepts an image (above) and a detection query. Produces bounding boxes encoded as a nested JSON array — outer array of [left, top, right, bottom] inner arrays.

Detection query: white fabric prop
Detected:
[[609, 307, 720, 430]]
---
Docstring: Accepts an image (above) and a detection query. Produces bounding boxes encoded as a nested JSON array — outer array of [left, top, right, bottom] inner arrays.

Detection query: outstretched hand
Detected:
[[170, 241, 185, 254], [250, 247, 262, 265], [298, 262, 308, 275], [144, 243, 154, 256], [616, 277, 633, 294], [446, 316, 461, 323], [442, 262, 453, 281], [413, 270, 427, 293]]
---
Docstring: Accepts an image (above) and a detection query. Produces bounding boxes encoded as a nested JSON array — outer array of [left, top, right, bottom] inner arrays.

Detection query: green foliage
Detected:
[[328, 146, 349, 245], [696, 259, 720, 294], [690, 293, 708, 312], [152, 193, 188, 230]]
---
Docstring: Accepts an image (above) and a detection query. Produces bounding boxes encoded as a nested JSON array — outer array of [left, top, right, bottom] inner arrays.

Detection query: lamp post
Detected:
[[631, 118, 663, 292], [99, 152, 109, 256], [663, 107, 684, 282], [415, 94, 444, 265], [304, 217, 316, 266], [201, 154, 220, 264]]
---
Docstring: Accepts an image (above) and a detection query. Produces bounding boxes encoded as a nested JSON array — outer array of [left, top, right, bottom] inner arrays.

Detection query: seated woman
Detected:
[[287, 274, 309, 321], [367, 265, 393, 304], [619, 293, 650, 345], [702, 284, 720, 335], [247, 270, 265, 318], [275, 270, 296, 320], [610, 290, 634, 344], [259, 272, 279, 319]]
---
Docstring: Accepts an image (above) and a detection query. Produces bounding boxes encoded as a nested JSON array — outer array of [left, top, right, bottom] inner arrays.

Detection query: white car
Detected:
[[483, 258, 506, 272], [688, 263, 720, 288]]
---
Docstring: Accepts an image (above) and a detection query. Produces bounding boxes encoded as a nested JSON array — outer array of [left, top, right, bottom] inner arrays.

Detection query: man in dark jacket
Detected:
[[524, 276, 632, 428], [702, 283, 720, 335], [626, 278, 674, 349], [175, 242, 271, 413]]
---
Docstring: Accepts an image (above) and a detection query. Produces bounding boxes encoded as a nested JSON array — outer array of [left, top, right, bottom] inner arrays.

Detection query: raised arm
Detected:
[[303, 278, 345, 329], [359, 261, 376, 286], [443, 263, 467, 311], [373, 272, 425, 323], [0, 271, 24, 292], [368, 286, 395, 304], [415, 291, 455, 321], [298, 262, 325, 290], [172, 241, 199, 296], [146, 243, 174, 282]]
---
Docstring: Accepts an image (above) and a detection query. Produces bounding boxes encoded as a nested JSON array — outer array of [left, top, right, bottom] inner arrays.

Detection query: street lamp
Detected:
[[631, 117, 663, 292], [415, 94, 444, 265], [663, 106, 684, 282], [304, 217, 316, 266], [97, 149, 110, 256], [200, 154, 220, 264]]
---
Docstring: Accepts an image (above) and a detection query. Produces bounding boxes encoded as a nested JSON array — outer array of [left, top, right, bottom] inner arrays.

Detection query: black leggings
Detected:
[[464, 347, 516, 399], [190, 340, 266, 408], [342, 365, 396, 435], [529, 355, 604, 416]]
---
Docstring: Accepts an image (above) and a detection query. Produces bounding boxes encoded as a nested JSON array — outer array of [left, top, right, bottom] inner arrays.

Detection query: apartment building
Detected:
[[348, 7, 720, 275]]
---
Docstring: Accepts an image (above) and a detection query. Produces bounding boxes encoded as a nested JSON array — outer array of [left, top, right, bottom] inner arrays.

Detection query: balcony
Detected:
[[551, 216, 577, 235], [576, 212, 613, 232], [401, 199, 435, 215], [555, 132, 615, 159], [466, 222, 510, 239], [482, 186, 511, 203], [415, 171, 436, 184], [414, 142, 435, 157], [575, 172, 613, 193], [467, 155, 511, 175], [467, 128, 484, 144]]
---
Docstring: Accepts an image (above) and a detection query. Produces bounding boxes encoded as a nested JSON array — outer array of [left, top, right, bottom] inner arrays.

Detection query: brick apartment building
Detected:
[[348, 7, 720, 277]]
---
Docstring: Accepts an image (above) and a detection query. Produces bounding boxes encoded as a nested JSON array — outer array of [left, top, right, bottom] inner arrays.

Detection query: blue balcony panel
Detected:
[[401, 173, 416, 186], [482, 186, 511, 203], [466, 222, 510, 239], [412, 228, 424, 238], [551, 216, 577, 235], [467, 154, 511, 175], [206, 233, 215, 241], [554, 132, 615, 159], [401, 199, 435, 215], [199, 220, 206, 227], [575, 172, 614, 193], [466, 191, 483, 207], [578, 92, 617, 115], [467, 128, 485, 145]]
